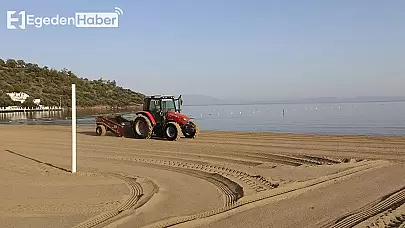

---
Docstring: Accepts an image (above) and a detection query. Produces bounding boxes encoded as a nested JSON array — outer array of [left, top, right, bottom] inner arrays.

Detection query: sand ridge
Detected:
[[0, 125, 404, 228]]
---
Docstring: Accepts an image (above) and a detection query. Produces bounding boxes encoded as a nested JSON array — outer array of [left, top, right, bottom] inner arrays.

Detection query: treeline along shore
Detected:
[[0, 58, 145, 109]]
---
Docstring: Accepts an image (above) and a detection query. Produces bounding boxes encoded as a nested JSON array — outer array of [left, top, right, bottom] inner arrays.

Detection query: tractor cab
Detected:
[[143, 95, 184, 123], [144, 95, 182, 112]]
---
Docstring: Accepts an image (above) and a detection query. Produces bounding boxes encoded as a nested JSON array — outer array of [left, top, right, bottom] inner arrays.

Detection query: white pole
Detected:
[[72, 84, 77, 173]]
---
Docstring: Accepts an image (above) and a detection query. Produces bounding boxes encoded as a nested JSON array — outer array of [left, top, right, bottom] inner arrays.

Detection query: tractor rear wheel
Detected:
[[164, 122, 181, 141], [96, 125, 107, 136], [182, 120, 199, 139], [133, 114, 153, 139]]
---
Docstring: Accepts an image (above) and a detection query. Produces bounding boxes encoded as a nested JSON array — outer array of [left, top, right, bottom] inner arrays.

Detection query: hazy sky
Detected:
[[1, 0, 404, 100]]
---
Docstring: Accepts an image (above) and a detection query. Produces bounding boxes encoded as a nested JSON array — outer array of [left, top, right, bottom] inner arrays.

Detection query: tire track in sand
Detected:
[[82, 154, 279, 192], [322, 186, 405, 228], [139, 160, 388, 228], [72, 158, 246, 228], [4, 139, 353, 167], [87, 156, 246, 205], [73, 173, 149, 228], [362, 207, 405, 228]]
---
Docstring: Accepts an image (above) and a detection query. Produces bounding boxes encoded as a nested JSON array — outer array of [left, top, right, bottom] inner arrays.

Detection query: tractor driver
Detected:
[[151, 100, 161, 114]]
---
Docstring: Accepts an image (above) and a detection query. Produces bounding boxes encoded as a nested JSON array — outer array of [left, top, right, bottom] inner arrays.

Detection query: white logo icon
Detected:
[[6, 7, 123, 30], [7, 11, 26, 29], [114, 7, 123, 15]]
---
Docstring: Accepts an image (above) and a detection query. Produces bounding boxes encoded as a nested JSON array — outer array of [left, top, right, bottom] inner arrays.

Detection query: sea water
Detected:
[[1, 101, 404, 136]]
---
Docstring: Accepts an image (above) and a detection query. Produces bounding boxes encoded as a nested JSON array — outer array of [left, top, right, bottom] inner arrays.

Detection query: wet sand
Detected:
[[0, 125, 404, 228]]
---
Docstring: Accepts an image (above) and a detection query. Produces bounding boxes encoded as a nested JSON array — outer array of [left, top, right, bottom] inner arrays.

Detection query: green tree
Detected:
[[0, 93, 14, 107], [0, 93, 22, 107], [17, 60, 26, 68], [5, 59, 17, 67], [21, 96, 38, 108]]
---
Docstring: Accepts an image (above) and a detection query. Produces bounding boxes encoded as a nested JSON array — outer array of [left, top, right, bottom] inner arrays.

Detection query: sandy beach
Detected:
[[0, 124, 404, 228]]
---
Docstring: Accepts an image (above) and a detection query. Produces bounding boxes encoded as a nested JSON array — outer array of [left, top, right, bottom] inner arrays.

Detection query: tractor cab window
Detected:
[[149, 100, 161, 112], [161, 99, 176, 112]]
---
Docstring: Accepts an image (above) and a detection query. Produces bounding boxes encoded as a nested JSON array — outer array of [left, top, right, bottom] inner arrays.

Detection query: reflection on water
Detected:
[[0, 109, 128, 124], [0, 110, 64, 122]]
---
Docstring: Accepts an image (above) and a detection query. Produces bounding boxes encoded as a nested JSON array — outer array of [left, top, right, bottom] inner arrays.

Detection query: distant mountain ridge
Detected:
[[267, 96, 405, 104], [182, 94, 405, 106]]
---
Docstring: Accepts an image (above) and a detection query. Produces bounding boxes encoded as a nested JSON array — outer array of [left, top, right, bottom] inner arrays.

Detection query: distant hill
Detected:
[[271, 96, 405, 104], [0, 58, 145, 108]]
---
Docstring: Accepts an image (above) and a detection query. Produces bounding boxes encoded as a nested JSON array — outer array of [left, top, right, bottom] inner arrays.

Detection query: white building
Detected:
[[7, 92, 30, 103], [6, 92, 41, 105]]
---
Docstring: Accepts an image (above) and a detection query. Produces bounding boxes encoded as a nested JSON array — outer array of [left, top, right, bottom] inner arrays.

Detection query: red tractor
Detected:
[[132, 95, 199, 141]]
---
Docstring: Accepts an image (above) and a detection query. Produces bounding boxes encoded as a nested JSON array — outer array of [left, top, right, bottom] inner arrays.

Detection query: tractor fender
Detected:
[[135, 111, 156, 125]]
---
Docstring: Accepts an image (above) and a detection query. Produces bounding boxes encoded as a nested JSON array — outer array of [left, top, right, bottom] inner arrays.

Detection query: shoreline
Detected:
[[0, 123, 403, 138]]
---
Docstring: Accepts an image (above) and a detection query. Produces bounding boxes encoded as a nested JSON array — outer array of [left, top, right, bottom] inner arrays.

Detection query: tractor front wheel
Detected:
[[133, 114, 153, 139], [164, 122, 181, 141], [182, 120, 199, 139]]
